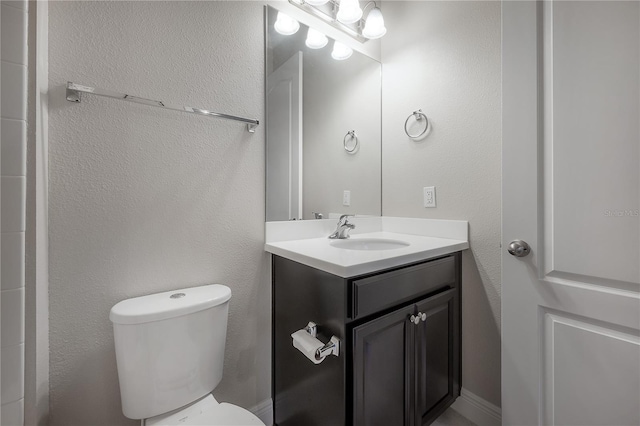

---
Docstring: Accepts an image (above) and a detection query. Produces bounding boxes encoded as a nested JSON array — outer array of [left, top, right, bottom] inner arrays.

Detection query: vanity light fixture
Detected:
[[361, 3, 386, 39], [331, 41, 353, 60], [306, 28, 329, 49], [336, 0, 362, 24], [305, 0, 329, 6], [274, 11, 300, 35], [287, 0, 386, 43]]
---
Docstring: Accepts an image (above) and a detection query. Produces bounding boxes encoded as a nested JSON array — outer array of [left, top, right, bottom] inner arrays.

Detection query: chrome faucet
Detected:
[[328, 214, 355, 239]]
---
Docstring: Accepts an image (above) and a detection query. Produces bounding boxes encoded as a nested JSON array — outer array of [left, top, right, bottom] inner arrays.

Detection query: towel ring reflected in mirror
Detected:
[[344, 130, 359, 154], [404, 109, 429, 140]]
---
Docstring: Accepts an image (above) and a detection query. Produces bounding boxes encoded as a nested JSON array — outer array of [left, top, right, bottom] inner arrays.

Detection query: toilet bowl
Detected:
[[145, 394, 263, 426], [110, 284, 265, 426]]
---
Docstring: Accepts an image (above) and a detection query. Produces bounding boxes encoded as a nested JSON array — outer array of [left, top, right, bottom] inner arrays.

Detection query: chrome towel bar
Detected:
[[65, 81, 260, 133]]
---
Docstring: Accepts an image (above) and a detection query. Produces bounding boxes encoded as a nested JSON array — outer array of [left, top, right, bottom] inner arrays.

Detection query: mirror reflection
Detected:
[[266, 6, 382, 221]]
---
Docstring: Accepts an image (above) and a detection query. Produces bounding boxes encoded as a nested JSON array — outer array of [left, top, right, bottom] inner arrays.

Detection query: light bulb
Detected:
[[362, 7, 386, 39], [306, 0, 329, 5], [274, 12, 300, 35], [336, 0, 363, 24], [305, 28, 328, 49], [331, 41, 353, 60]]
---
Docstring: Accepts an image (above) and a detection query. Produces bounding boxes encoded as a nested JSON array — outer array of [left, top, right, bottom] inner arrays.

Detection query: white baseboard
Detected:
[[250, 398, 273, 426], [451, 388, 501, 426]]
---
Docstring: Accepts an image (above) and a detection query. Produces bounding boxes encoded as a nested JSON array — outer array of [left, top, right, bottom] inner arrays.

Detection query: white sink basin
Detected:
[[330, 238, 410, 251]]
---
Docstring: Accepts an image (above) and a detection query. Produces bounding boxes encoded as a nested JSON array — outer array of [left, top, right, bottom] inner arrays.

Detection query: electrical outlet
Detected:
[[423, 186, 436, 208], [343, 190, 351, 206]]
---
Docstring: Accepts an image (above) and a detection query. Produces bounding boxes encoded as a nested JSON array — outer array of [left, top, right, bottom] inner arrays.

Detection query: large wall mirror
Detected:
[[265, 6, 382, 221]]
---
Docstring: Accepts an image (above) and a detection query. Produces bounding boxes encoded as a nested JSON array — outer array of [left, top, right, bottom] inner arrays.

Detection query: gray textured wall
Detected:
[[381, 1, 502, 406], [48, 2, 269, 425]]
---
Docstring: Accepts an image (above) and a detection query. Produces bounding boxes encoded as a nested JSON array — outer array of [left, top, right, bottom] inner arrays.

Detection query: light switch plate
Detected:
[[423, 186, 436, 208], [343, 190, 351, 206]]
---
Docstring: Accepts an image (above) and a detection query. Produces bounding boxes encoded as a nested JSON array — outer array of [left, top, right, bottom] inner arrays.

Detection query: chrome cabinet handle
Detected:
[[409, 313, 427, 325], [508, 240, 531, 257]]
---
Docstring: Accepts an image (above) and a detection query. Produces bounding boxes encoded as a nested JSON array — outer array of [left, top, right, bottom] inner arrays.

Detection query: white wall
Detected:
[[1, 0, 28, 424], [381, 1, 502, 406], [47, 2, 269, 425]]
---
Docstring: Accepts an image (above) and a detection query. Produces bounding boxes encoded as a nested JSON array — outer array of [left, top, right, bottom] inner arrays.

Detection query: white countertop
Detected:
[[265, 223, 469, 278]]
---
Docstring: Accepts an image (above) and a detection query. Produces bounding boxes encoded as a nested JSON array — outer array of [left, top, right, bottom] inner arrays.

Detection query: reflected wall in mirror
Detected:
[[266, 6, 382, 221]]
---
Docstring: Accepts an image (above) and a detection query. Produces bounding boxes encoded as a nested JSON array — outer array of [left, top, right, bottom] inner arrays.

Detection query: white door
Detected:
[[502, 1, 640, 425], [266, 51, 303, 221]]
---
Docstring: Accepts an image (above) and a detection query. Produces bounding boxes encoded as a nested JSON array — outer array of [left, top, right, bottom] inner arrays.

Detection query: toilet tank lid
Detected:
[[110, 284, 231, 325]]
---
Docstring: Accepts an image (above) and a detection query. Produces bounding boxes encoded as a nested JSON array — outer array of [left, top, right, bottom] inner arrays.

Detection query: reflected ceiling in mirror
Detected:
[[265, 6, 382, 222]]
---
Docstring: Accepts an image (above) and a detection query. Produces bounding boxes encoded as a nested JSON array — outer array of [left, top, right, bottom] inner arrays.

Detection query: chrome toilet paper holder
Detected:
[[304, 321, 340, 360]]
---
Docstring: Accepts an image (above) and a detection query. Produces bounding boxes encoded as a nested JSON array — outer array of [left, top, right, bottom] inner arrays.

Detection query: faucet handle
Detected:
[[328, 215, 356, 239], [338, 214, 354, 224]]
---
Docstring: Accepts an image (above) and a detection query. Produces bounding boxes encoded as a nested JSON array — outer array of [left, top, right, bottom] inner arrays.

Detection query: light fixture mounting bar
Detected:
[[288, 0, 367, 43]]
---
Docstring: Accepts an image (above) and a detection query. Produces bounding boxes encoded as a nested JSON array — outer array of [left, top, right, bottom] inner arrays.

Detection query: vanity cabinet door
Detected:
[[353, 304, 415, 426], [414, 288, 460, 426]]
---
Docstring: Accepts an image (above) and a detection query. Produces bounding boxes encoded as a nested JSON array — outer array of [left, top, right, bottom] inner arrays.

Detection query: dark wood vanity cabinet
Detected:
[[352, 303, 414, 426], [272, 252, 461, 426], [353, 288, 459, 426]]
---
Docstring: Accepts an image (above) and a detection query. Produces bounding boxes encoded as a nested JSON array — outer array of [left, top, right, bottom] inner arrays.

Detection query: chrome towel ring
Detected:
[[404, 109, 429, 140], [344, 130, 358, 153]]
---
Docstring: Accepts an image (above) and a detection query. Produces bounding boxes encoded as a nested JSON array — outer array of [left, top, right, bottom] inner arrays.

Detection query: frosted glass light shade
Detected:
[[362, 7, 386, 39], [336, 0, 363, 24], [331, 41, 353, 60], [306, 28, 328, 49], [305, 0, 329, 5], [274, 12, 300, 35]]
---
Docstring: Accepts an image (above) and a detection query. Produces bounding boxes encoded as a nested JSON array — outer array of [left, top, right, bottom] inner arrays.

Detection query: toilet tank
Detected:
[[110, 284, 231, 420]]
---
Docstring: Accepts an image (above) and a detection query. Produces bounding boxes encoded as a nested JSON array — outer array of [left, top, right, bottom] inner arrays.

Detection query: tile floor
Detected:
[[433, 408, 477, 426]]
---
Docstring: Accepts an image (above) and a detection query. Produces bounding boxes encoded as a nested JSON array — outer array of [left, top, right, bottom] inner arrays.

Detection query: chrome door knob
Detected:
[[508, 240, 531, 257]]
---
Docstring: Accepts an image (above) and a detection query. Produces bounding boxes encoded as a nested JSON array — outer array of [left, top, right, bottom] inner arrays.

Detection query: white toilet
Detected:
[[110, 284, 265, 426]]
